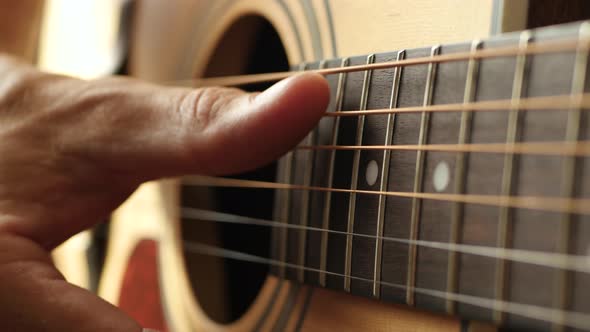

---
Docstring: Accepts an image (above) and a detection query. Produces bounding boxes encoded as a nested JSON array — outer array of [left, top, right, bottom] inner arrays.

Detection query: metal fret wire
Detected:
[[278, 141, 295, 278], [372, 50, 405, 299], [182, 239, 590, 331], [406, 45, 440, 306], [318, 57, 349, 287], [494, 30, 531, 324], [184, 176, 590, 215], [295, 130, 314, 282], [274, 60, 309, 277], [177, 37, 585, 88], [446, 39, 482, 314], [553, 22, 590, 332], [295, 63, 315, 283], [344, 54, 374, 292], [276, 63, 308, 278]]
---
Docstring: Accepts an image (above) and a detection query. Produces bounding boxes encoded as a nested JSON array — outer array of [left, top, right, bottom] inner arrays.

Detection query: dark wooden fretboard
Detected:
[[271, 21, 590, 332]]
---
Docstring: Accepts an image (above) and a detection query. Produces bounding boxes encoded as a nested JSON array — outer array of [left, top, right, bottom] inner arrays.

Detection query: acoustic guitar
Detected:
[[93, 1, 590, 331]]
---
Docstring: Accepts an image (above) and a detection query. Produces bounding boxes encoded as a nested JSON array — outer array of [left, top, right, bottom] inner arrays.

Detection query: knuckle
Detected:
[[184, 87, 225, 129], [180, 87, 242, 130], [0, 69, 43, 109], [176, 87, 245, 172], [0, 66, 73, 117], [93, 75, 138, 89]]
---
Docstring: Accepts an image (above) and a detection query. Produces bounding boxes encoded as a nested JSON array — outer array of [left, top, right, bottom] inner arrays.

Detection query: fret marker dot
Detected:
[[433, 161, 450, 192], [365, 160, 379, 186]]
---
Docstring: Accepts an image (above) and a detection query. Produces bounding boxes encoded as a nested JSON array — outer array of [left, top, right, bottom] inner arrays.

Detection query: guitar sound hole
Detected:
[[181, 15, 289, 324]]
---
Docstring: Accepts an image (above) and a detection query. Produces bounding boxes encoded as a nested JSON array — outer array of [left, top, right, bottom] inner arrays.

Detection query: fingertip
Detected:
[[289, 72, 331, 110], [254, 72, 331, 134], [287, 71, 330, 94], [255, 72, 330, 113]]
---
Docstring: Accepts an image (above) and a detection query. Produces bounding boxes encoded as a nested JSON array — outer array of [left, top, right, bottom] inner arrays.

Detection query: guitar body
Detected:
[[95, 1, 589, 331]]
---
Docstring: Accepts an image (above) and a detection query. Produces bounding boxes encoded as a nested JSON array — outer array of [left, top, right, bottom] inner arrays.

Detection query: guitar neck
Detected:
[[272, 20, 590, 330]]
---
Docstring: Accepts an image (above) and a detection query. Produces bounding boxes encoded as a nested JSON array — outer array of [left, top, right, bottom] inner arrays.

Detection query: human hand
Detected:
[[0, 54, 329, 331]]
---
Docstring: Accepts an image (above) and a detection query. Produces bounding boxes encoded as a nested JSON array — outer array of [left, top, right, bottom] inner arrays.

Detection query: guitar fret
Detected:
[[552, 22, 590, 332], [284, 63, 309, 280], [296, 63, 316, 283], [296, 131, 316, 282], [494, 30, 532, 324], [344, 54, 375, 292], [406, 45, 441, 306], [445, 40, 482, 314], [319, 58, 349, 287], [372, 50, 405, 298], [278, 151, 295, 279]]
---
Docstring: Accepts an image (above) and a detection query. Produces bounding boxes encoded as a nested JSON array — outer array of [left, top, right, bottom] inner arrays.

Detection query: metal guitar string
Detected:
[[166, 37, 587, 88], [321, 93, 590, 116], [181, 207, 590, 274], [297, 140, 590, 157], [182, 240, 590, 331], [183, 176, 590, 215]]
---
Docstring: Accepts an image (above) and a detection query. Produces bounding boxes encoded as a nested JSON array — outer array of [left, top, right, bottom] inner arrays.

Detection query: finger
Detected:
[[0, 234, 142, 332], [59, 72, 330, 178], [184, 72, 330, 175]]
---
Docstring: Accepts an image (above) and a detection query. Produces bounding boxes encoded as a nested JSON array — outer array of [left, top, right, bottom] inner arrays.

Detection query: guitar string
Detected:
[[180, 207, 590, 274], [296, 140, 590, 157], [320, 93, 590, 117], [182, 240, 590, 331], [167, 37, 585, 87], [183, 176, 590, 215]]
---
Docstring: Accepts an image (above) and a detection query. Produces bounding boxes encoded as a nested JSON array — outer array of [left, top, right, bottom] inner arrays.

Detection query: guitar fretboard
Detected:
[[271, 21, 590, 331]]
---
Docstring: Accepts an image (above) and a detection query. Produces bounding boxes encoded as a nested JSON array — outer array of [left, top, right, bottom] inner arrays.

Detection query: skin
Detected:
[[0, 2, 330, 331]]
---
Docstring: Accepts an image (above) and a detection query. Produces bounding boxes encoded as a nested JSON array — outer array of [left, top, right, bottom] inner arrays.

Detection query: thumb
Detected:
[[63, 72, 330, 179], [177, 72, 330, 176]]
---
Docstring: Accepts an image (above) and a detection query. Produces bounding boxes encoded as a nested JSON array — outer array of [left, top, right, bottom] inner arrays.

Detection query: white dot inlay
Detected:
[[433, 161, 450, 192], [365, 160, 379, 186]]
